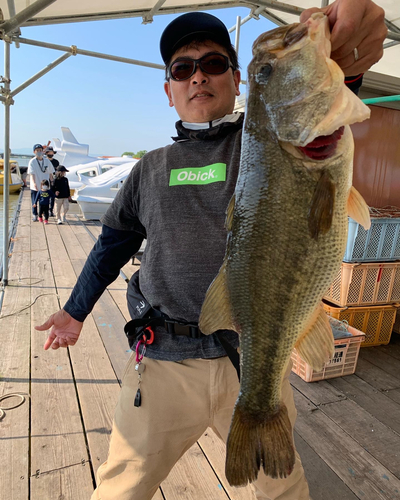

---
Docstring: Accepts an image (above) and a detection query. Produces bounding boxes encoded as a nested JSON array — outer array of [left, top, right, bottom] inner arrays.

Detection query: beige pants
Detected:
[[91, 355, 309, 500], [55, 198, 69, 219]]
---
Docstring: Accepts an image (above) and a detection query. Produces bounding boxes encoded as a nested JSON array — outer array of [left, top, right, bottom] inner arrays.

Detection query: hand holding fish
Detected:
[[300, 0, 387, 76]]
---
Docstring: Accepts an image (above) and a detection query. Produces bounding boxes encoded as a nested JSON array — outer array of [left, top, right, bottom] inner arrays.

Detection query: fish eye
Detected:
[[256, 64, 273, 84]]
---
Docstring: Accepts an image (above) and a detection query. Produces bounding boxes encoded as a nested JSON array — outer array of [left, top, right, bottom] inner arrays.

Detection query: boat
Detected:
[[0, 159, 24, 194], [73, 160, 138, 220], [50, 127, 136, 196]]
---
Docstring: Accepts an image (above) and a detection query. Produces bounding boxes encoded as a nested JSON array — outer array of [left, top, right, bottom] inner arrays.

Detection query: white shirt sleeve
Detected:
[[27, 158, 35, 174]]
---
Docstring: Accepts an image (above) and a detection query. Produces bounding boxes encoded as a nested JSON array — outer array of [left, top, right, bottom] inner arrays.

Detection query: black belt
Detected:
[[124, 315, 241, 380]]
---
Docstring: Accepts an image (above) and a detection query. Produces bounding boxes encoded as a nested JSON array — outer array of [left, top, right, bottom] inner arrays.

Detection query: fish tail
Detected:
[[225, 402, 295, 486]]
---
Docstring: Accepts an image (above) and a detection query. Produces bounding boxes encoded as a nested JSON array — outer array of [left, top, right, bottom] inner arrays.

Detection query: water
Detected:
[[0, 193, 21, 253]]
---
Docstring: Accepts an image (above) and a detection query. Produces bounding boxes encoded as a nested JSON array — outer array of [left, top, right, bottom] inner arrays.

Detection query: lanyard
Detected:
[[36, 158, 47, 173]]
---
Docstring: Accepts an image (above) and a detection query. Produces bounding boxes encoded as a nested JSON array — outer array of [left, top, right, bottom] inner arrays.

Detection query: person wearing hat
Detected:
[[45, 146, 60, 217], [53, 165, 71, 224], [27, 144, 55, 221], [36, 1, 387, 499]]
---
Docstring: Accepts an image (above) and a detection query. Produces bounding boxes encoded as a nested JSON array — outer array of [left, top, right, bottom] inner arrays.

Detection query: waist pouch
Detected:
[[124, 270, 240, 380]]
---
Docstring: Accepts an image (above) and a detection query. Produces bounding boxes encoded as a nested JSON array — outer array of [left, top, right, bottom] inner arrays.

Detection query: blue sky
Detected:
[[1, 8, 276, 156]]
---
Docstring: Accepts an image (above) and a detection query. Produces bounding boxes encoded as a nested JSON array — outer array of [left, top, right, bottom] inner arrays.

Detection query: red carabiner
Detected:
[[143, 326, 155, 345]]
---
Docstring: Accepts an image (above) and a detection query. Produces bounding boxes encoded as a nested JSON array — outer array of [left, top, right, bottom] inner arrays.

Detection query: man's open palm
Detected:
[[36, 309, 83, 350]]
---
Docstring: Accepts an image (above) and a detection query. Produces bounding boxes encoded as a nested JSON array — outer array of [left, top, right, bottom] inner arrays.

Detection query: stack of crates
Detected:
[[323, 207, 400, 347]]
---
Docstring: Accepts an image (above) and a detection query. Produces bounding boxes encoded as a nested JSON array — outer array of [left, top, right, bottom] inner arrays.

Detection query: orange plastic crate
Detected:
[[324, 261, 400, 307], [323, 301, 398, 347], [291, 324, 365, 382]]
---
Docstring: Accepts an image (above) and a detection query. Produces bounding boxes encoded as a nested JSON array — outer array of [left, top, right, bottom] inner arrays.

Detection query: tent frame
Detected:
[[0, 0, 399, 290]]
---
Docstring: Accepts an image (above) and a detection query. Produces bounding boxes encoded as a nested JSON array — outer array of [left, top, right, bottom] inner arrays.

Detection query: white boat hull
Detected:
[[77, 197, 113, 220]]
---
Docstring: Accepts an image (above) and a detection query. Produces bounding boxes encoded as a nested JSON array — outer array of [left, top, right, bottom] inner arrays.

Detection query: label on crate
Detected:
[[327, 350, 345, 365]]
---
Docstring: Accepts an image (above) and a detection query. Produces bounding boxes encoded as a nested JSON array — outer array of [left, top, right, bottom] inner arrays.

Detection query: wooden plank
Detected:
[[30, 220, 90, 475], [386, 388, 400, 405], [289, 372, 347, 405], [358, 347, 400, 380], [45, 224, 121, 475], [327, 375, 400, 435], [376, 334, 400, 361], [321, 398, 400, 478], [355, 357, 400, 392], [161, 443, 230, 500], [30, 463, 93, 499], [198, 430, 256, 500], [294, 387, 400, 500], [294, 432, 358, 500], [0, 193, 31, 500]]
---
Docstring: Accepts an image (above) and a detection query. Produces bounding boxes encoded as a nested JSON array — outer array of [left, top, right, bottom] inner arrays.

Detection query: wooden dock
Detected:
[[1, 190, 400, 500]]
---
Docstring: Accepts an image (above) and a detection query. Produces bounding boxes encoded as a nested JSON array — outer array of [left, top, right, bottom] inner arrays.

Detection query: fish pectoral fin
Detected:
[[294, 305, 334, 371], [347, 186, 371, 230], [199, 260, 236, 335], [225, 194, 235, 231], [308, 170, 336, 240]]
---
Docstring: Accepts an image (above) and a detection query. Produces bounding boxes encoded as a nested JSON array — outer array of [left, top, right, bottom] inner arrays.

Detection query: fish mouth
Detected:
[[297, 126, 344, 160]]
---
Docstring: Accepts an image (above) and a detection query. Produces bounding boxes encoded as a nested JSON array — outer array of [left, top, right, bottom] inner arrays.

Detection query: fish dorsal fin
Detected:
[[294, 305, 334, 371], [308, 170, 336, 240], [347, 186, 371, 230], [226, 194, 236, 232], [199, 260, 237, 335]]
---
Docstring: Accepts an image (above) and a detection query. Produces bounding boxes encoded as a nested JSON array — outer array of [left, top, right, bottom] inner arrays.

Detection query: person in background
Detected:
[[45, 146, 59, 217], [27, 144, 54, 222], [33, 179, 55, 225], [53, 165, 71, 225]]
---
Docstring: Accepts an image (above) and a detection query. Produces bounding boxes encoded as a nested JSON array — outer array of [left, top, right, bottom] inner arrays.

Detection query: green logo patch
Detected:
[[169, 163, 226, 186]]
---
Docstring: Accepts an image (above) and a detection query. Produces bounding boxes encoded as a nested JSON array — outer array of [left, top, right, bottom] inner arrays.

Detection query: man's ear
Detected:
[[233, 70, 241, 97], [164, 81, 174, 108]]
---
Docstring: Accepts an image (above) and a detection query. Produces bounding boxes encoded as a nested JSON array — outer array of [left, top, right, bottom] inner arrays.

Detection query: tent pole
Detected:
[[10, 52, 72, 97], [13, 37, 164, 70], [234, 16, 241, 53], [0, 0, 57, 36], [2, 39, 11, 286]]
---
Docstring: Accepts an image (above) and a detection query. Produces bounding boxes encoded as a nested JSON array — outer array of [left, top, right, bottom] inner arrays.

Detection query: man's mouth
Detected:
[[191, 92, 213, 100], [298, 126, 344, 160]]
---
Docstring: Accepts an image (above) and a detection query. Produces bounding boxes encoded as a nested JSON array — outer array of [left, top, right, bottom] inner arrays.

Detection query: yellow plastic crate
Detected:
[[291, 324, 365, 382], [324, 261, 400, 307], [323, 301, 399, 347]]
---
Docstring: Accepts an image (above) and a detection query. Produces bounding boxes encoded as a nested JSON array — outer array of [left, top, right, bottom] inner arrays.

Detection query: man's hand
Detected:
[[35, 309, 83, 350], [300, 0, 387, 76]]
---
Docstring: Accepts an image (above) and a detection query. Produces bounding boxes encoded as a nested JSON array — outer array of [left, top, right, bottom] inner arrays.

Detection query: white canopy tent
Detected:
[[0, 0, 399, 289]]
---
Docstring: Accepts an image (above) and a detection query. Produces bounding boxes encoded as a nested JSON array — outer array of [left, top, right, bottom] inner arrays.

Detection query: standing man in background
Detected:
[[27, 144, 54, 222]]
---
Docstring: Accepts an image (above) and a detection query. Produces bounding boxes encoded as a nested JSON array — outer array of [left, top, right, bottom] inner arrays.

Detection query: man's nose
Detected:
[[190, 64, 209, 84]]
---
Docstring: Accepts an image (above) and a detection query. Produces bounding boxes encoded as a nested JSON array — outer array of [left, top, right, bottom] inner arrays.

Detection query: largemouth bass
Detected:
[[199, 13, 371, 487]]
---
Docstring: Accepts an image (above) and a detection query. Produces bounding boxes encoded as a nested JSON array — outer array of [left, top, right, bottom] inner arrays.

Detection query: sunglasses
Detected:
[[168, 52, 233, 81]]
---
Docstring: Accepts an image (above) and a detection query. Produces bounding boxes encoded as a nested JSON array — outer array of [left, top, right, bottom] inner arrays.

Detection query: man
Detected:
[[45, 146, 59, 217], [27, 144, 54, 221], [36, 1, 386, 499]]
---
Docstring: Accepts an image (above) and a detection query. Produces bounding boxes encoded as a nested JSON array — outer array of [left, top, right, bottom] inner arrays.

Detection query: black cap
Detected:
[[160, 12, 232, 64], [33, 143, 43, 151], [56, 165, 69, 172], [45, 146, 57, 154]]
